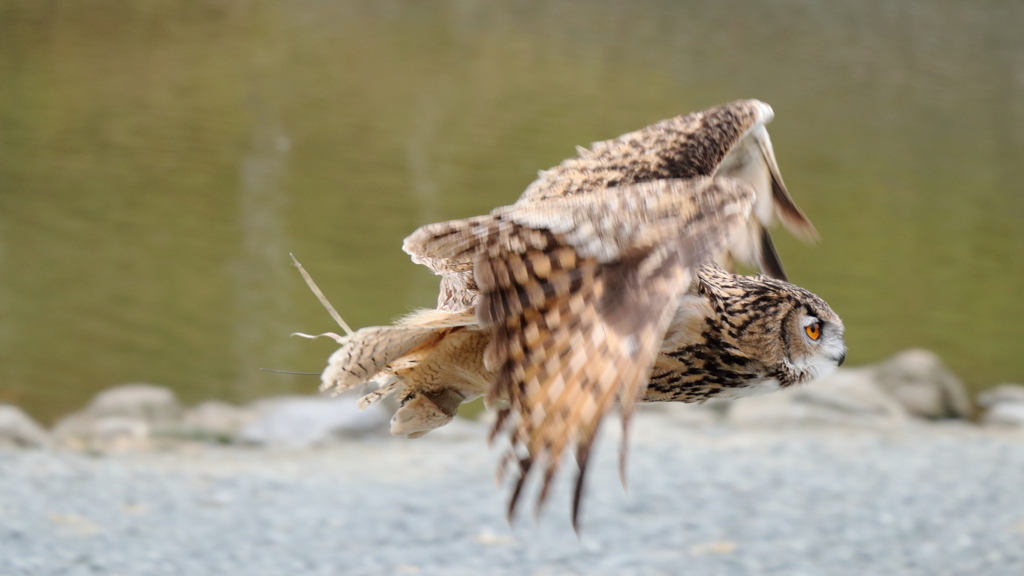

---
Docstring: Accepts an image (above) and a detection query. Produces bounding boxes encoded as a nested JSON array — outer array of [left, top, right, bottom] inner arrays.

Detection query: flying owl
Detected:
[[311, 100, 846, 528]]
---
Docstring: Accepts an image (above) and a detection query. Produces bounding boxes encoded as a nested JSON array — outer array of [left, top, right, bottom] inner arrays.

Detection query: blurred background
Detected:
[[1, 0, 1022, 425]]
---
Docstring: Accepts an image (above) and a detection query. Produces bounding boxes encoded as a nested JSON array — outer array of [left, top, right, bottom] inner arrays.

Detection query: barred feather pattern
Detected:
[[404, 216, 561, 275], [481, 247, 691, 528], [319, 308, 476, 395], [406, 178, 757, 528], [436, 271, 479, 312], [406, 177, 754, 271], [518, 100, 762, 203], [408, 100, 816, 319], [320, 326, 439, 394], [514, 99, 816, 281]]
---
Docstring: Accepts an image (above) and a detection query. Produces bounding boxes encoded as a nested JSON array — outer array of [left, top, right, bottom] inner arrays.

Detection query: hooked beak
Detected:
[[835, 349, 847, 367]]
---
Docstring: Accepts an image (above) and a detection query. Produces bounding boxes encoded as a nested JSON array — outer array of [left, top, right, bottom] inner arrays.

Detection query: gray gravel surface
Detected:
[[2, 414, 1023, 576]]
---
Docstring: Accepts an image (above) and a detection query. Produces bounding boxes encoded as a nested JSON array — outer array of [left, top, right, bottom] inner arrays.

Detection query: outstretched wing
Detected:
[[404, 177, 754, 528], [519, 99, 817, 280], [409, 100, 816, 313]]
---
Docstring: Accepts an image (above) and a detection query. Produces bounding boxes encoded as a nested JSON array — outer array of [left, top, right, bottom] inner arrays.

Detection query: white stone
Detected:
[[983, 403, 1024, 428], [179, 401, 260, 442], [978, 383, 1024, 407], [89, 417, 151, 450], [52, 413, 152, 451], [979, 384, 1024, 428], [237, 395, 390, 447], [727, 367, 908, 428], [52, 384, 182, 449], [85, 384, 183, 426], [874, 349, 971, 419], [639, 402, 723, 427], [0, 404, 50, 448]]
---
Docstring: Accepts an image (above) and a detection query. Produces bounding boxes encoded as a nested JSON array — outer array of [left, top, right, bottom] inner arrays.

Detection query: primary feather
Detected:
[[407, 178, 755, 525]]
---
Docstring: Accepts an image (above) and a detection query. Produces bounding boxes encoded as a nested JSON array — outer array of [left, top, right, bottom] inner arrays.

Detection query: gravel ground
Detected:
[[2, 413, 1024, 576]]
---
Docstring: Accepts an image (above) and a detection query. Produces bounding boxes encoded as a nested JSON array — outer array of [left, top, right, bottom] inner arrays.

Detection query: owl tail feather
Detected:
[[319, 308, 478, 396]]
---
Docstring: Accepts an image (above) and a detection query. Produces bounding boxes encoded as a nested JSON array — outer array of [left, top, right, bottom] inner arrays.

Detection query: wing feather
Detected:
[[515, 99, 817, 279], [406, 178, 755, 527], [517, 101, 764, 203], [751, 123, 819, 242], [405, 100, 815, 285]]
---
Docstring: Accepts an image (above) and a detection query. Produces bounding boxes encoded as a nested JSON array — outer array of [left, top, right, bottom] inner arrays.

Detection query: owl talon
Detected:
[[391, 389, 466, 438]]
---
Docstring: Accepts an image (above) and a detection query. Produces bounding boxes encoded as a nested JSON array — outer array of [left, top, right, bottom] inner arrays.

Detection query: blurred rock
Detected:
[[179, 401, 260, 442], [978, 383, 1024, 406], [53, 384, 182, 450], [978, 383, 1024, 428], [874, 349, 972, 419], [86, 383, 183, 425], [640, 402, 724, 427], [88, 417, 151, 450], [237, 395, 390, 447], [983, 404, 1024, 428], [728, 368, 908, 428], [53, 414, 152, 451], [0, 404, 50, 448]]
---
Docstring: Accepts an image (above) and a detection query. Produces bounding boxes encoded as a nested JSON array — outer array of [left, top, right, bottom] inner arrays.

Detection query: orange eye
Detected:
[[805, 322, 821, 341]]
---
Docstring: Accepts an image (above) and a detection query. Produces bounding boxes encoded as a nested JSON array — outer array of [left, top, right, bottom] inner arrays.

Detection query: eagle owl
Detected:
[[312, 100, 846, 528]]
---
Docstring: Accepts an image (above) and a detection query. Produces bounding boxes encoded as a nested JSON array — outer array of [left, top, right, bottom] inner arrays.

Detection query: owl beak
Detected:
[[835, 350, 847, 367]]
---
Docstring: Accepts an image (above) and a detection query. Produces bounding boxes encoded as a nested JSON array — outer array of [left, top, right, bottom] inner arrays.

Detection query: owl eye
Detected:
[[805, 322, 821, 341]]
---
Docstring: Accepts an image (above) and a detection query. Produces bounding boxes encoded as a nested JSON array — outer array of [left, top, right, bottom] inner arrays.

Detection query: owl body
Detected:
[[314, 100, 845, 526], [371, 263, 844, 439]]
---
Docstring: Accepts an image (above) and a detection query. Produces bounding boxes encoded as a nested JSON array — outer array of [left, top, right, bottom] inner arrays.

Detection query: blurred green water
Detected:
[[1, 0, 1022, 424]]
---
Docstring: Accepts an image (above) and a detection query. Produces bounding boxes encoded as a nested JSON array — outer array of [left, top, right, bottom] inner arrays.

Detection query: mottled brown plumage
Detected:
[[314, 100, 845, 529], [426, 99, 814, 314], [647, 265, 844, 404]]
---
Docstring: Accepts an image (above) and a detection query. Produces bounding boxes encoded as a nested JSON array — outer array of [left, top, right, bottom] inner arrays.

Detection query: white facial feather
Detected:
[[788, 319, 846, 385]]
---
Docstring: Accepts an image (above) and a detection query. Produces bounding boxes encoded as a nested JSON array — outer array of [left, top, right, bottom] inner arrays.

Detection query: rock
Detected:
[[983, 404, 1024, 428], [87, 417, 151, 450], [874, 349, 972, 419], [978, 383, 1024, 407], [237, 395, 390, 447], [178, 401, 260, 442], [52, 414, 152, 451], [85, 384, 183, 425], [52, 384, 183, 450], [978, 383, 1024, 428], [639, 402, 724, 427], [727, 368, 909, 428], [0, 404, 50, 448]]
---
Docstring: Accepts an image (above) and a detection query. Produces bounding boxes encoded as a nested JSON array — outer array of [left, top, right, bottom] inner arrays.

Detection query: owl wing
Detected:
[[518, 99, 817, 280], [410, 100, 814, 312], [403, 177, 755, 528]]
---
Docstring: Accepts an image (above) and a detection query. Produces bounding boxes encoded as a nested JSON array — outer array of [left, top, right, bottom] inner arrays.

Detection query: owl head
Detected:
[[699, 267, 846, 386]]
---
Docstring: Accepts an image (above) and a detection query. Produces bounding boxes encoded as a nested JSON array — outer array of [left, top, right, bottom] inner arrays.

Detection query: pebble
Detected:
[[1, 414, 1023, 576]]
